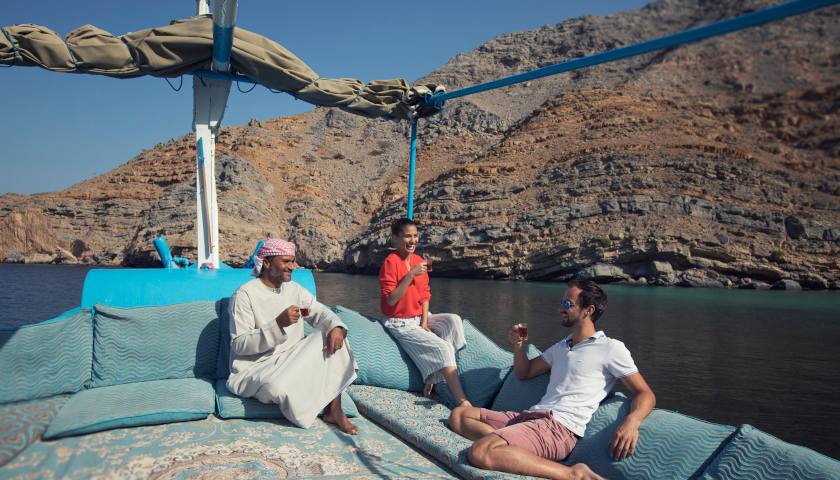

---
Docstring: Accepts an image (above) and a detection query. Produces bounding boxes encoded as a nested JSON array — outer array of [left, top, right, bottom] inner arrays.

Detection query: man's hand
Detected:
[[609, 417, 641, 461], [507, 324, 525, 347], [275, 306, 300, 329], [325, 326, 346, 356]]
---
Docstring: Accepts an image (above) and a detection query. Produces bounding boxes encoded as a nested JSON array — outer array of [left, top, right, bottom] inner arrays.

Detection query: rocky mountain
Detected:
[[2, 0, 839, 289]]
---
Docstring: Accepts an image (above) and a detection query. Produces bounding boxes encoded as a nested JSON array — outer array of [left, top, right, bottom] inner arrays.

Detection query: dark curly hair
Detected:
[[568, 279, 607, 322]]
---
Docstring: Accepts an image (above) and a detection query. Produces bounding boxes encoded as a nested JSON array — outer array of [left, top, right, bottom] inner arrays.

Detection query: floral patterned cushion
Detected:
[[346, 384, 529, 480], [0, 395, 69, 467]]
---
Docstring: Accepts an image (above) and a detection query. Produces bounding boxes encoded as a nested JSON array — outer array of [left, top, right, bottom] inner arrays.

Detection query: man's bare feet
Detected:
[[423, 383, 434, 398], [569, 463, 605, 480], [323, 399, 358, 435]]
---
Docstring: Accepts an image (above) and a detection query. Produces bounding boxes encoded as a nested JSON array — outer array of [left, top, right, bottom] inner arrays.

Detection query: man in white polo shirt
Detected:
[[448, 280, 655, 480]]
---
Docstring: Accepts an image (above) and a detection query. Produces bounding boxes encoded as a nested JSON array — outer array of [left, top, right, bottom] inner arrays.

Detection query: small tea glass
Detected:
[[517, 323, 528, 339], [424, 257, 433, 272], [300, 308, 310, 317]]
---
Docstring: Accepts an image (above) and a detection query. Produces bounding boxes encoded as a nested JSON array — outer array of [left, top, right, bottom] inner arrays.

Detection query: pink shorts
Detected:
[[479, 409, 578, 462]]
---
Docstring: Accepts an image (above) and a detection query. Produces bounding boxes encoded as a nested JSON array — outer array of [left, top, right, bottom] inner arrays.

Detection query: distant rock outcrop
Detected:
[[1, 0, 838, 288]]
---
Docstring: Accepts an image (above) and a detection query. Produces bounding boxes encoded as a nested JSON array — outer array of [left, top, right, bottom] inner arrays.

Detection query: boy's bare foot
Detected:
[[423, 383, 434, 398], [322, 398, 358, 435]]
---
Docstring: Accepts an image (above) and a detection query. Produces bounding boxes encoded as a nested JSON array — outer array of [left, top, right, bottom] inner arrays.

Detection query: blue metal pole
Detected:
[[422, 0, 840, 106], [153, 237, 173, 268], [407, 119, 418, 220]]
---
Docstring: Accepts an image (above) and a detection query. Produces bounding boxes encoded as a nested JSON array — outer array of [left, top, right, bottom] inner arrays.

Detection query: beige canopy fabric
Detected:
[[0, 16, 442, 121]]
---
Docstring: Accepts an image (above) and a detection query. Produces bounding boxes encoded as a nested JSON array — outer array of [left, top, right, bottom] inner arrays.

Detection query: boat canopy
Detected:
[[0, 15, 442, 121]]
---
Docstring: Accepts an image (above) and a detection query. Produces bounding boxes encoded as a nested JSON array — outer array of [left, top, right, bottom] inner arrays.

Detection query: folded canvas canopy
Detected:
[[0, 15, 442, 121]]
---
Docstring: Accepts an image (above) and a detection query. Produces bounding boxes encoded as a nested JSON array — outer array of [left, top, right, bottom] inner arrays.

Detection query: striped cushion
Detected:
[[215, 380, 358, 419], [0, 395, 69, 467], [490, 344, 549, 412], [566, 394, 736, 479], [436, 319, 514, 409], [334, 305, 425, 392], [0, 308, 93, 404], [92, 302, 219, 387], [699, 424, 840, 480], [44, 378, 214, 439]]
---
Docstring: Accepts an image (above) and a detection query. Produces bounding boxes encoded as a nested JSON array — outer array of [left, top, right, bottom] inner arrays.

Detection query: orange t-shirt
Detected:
[[379, 252, 431, 318]]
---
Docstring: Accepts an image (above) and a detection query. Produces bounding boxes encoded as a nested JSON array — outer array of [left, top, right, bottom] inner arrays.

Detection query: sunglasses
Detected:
[[562, 300, 576, 310]]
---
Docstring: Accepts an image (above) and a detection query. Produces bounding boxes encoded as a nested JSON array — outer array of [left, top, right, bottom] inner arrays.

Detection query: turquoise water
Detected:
[[1, 264, 839, 460]]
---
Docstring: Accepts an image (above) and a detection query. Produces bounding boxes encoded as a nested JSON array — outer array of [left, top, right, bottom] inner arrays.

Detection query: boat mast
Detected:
[[193, 0, 236, 269]]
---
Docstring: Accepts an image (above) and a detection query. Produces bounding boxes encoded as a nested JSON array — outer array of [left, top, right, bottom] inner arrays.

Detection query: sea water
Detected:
[[1, 264, 839, 460]]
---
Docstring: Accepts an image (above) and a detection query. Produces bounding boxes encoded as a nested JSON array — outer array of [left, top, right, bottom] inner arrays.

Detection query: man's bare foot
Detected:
[[569, 463, 605, 480], [322, 400, 358, 435], [423, 383, 434, 398]]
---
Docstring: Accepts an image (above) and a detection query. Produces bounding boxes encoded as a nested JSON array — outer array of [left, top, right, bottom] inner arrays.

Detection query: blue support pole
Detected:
[[407, 119, 418, 220]]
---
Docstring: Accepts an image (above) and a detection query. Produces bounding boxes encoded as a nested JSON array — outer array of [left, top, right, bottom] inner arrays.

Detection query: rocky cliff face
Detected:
[[2, 0, 839, 289]]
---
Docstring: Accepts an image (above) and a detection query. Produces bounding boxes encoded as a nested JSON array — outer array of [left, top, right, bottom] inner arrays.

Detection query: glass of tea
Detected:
[[300, 308, 310, 317], [424, 257, 433, 272], [517, 323, 528, 338]]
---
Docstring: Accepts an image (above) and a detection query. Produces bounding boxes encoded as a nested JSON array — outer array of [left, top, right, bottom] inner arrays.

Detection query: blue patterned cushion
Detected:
[[0, 395, 69, 467], [92, 302, 219, 387], [436, 319, 514, 409], [215, 380, 358, 419], [334, 305, 425, 392], [490, 344, 549, 412], [566, 394, 736, 479], [44, 378, 215, 439], [347, 384, 524, 480], [0, 308, 93, 404], [699, 424, 840, 480]]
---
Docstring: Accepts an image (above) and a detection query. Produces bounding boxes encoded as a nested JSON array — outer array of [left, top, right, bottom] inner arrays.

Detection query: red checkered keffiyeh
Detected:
[[251, 238, 296, 276]]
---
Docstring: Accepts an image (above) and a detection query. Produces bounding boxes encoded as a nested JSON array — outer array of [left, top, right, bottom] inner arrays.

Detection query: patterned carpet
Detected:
[[2, 413, 457, 479]]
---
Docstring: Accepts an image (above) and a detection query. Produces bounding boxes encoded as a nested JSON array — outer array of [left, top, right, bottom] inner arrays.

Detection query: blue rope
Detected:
[[165, 76, 183, 91], [0, 27, 20, 68], [64, 40, 79, 72], [421, 0, 840, 106], [348, 81, 369, 106]]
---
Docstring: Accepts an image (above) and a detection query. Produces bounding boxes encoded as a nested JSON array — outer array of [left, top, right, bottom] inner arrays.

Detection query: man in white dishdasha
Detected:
[[448, 280, 655, 479], [226, 238, 358, 434]]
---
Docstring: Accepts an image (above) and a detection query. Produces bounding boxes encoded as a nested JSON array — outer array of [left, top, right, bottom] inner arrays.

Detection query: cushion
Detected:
[[215, 379, 358, 419], [44, 378, 215, 439], [0, 395, 69, 467], [346, 384, 522, 480], [92, 302, 219, 387], [566, 394, 736, 479], [334, 305, 425, 392], [0, 308, 93, 404], [699, 424, 840, 480], [490, 344, 549, 412], [436, 319, 514, 409]]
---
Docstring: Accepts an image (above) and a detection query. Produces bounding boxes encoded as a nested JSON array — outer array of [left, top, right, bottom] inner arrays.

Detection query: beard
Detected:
[[266, 262, 290, 283], [561, 315, 575, 328]]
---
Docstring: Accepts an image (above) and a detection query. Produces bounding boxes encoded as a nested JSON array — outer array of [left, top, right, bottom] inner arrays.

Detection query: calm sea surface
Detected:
[[1, 264, 839, 460]]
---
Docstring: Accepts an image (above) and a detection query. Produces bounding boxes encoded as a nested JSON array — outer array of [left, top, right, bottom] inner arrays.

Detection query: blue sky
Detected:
[[1, 0, 651, 196]]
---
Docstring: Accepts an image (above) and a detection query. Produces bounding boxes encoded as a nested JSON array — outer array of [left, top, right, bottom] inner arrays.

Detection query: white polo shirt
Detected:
[[529, 331, 638, 437]]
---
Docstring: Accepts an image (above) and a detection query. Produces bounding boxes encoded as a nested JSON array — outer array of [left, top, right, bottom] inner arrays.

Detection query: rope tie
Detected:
[[0, 27, 21, 68], [348, 81, 370, 106], [64, 39, 79, 72]]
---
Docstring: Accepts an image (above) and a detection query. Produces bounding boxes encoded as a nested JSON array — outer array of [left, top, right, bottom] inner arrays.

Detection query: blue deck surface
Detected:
[[81, 268, 317, 308]]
